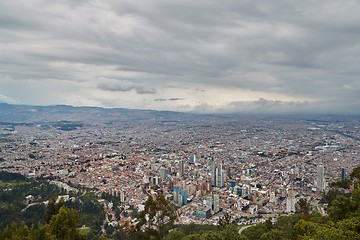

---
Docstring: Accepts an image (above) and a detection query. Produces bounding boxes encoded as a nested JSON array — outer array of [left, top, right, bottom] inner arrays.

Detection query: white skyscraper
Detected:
[[210, 158, 216, 186], [317, 164, 325, 192], [206, 196, 213, 210], [213, 194, 220, 212], [286, 190, 297, 213], [216, 164, 224, 188], [269, 192, 276, 203]]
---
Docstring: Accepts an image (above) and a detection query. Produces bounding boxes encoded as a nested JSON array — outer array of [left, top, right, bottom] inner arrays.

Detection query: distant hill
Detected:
[[0, 103, 192, 124]]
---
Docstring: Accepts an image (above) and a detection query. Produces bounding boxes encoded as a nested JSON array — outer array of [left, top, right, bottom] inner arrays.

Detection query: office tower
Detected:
[[206, 196, 213, 210], [341, 168, 346, 181], [317, 164, 325, 192], [286, 190, 296, 213], [181, 189, 188, 205], [227, 167, 231, 180], [120, 191, 125, 202], [189, 154, 196, 164], [241, 185, 248, 197], [213, 194, 220, 212], [269, 192, 276, 203], [159, 167, 167, 179], [210, 158, 216, 186], [216, 164, 224, 188], [179, 160, 185, 177], [173, 186, 180, 206]]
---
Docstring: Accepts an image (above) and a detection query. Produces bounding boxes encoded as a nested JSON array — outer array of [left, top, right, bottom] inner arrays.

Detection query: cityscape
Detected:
[[1, 104, 359, 228], [1, 0, 360, 238]]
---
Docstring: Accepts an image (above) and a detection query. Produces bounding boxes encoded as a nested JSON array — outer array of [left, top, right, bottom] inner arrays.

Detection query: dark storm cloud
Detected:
[[0, 0, 359, 113]]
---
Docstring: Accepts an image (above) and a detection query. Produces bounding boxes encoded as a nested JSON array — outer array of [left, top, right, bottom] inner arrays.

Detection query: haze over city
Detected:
[[1, 0, 359, 114]]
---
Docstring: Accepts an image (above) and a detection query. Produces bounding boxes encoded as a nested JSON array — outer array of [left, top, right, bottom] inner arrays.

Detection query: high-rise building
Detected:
[[216, 164, 224, 188], [213, 194, 220, 212], [210, 158, 216, 186], [269, 192, 276, 203], [341, 168, 346, 181], [206, 196, 213, 210], [181, 189, 188, 205], [173, 185, 188, 206], [241, 185, 249, 197], [173, 186, 180, 206], [179, 160, 185, 178], [286, 190, 296, 213], [159, 167, 167, 179], [317, 164, 325, 192], [120, 191, 125, 202], [189, 154, 196, 164]]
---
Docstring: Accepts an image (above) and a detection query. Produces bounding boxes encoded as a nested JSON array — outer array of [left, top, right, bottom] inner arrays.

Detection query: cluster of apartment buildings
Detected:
[[0, 115, 359, 226]]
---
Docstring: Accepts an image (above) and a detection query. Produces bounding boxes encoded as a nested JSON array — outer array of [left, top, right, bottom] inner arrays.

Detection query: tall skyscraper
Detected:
[[206, 196, 213, 210], [285, 190, 296, 213], [216, 164, 224, 188], [317, 164, 325, 192], [173, 186, 180, 206], [189, 154, 196, 164], [181, 189, 188, 205], [341, 168, 346, 181], [120, 191, 125, 202], [159, 167, 167, 179], [269, 192, 276, 203], [210, 158, 216, 186], [213, 194, 220, 212], [179, 160, 185, 178]]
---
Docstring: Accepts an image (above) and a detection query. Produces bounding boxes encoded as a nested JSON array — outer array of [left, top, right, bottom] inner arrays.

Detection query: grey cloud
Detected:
[[169, 98, 185, 101], [0, 1, 359, 113], [189, 98, 313, 114], [97, 82, 156, 94], [154, 98, 185, 102], [135, 85, 157, 94]]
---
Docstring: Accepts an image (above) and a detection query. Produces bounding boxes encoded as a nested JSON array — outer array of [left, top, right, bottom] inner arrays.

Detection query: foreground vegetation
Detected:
[[0, 171, 104, 239]]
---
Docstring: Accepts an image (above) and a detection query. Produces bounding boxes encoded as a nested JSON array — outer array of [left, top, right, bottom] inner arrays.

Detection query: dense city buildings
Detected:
[[0, 105, 359, 226]]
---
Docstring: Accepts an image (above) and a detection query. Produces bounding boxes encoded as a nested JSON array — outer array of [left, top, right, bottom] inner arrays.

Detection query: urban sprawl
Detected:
[[1, 113, 359, 227]]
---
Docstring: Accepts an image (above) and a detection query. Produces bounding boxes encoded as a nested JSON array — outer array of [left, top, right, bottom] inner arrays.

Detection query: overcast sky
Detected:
[[0, 0, 359, 114]]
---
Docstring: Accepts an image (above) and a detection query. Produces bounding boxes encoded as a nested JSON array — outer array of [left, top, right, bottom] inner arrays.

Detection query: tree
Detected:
[[199, 231, 224, 240], [273, 214, 300, 240], [296, 198, 311, 220], [44, 195, 62, 223], [242, 224, 267, 240], [136, 194, 176, 240], [329, 195, 352, 220], [264, 219, 273, 231], [48, 206, 85, 240], [350, 166, 360, 180], [294, 219, 316, 237], [218, 211, 231, 227], [259, 229, 283, 240], [163, 230, 185, 240], [222, 225, 243, 240]]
